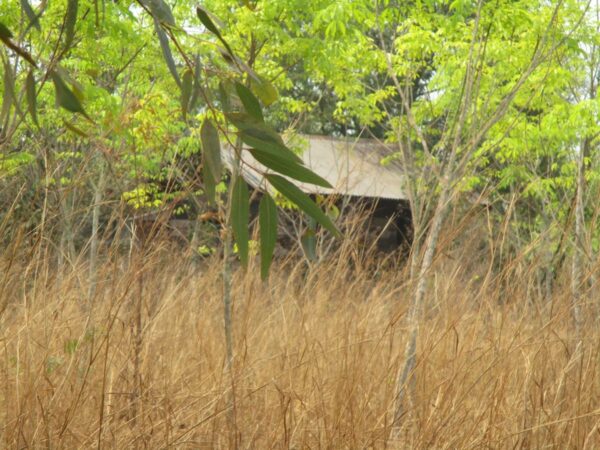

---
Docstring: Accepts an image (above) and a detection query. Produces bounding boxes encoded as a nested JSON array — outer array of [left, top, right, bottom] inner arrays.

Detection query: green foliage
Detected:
[[231, 177, 250, 267], [259, 194, 277, 279]]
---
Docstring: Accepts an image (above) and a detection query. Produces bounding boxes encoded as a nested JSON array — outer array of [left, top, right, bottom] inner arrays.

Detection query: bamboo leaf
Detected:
[[64, 0, 78, 50], [226, 112, 302, 163], [219, 81, 232, 113], [189, 54, 203, 110], [0, 22, 13, 39], [1, 60, 25, 123], [154, 18, 181, 87], [63, 119, 88, 137], [1, 62, 14, 124], [202, 162, 216, 204], [301, 228, 317, 262], [200, 119, 222, 183], [142, 0, 175, 26], [249, 148, 332, 188], [231, 177, 250, 268], [265, 174, 340, 237], [196, 6, 233, 56], [20, 0, 41, 31], [180, 69, 193, 121], [50, 71, 91, 120], [235, 82, 263, 122], [259, 194, 277, 280], [26, 70, 38, 126], [251, 76, 278, 106]]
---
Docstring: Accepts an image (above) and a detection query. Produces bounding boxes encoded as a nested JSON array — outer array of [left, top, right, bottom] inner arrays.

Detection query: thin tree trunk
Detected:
[[393, 184, 451, 427]]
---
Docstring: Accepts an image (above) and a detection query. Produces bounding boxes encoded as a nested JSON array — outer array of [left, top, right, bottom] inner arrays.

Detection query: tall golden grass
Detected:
[[1, 229, 599, 449]]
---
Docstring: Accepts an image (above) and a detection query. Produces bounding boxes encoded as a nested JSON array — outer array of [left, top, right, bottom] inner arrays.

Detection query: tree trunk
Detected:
[[393, 184, 451, 428]]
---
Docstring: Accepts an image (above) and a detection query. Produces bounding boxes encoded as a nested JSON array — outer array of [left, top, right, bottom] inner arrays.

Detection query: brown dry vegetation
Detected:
[[1, 228, 600, 449]]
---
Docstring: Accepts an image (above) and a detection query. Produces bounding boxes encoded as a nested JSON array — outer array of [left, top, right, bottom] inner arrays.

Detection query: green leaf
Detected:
[[301, 228, 317, 262], [219, 81, 232, 113], [25, 70, 38, 126], [265, 174, 340, 237], [202, 162, 216, 204], [50, 71, 90, 119], [189, 54, 203, 111], [196, 6, 234, 56], [231, 177, 250, 267], [251, 76, 278, 106], [259, 194, 277, 280], [154, 18, 181, 87], [1, 62, 14, 124], [142, 0, 175, 26], [249, 148, 332, 188], [200, 119, 222, 183], [20, 0, 41, 31], [241, 132, 301, 164], [235, 82, 263, 122], [64, 0, 78, 50], [63, 119, 88, 137], [226, 112, 301, 163], [180, 69, 193, 120], [0, 22, 13, 39], [1, 60, 24, 122]]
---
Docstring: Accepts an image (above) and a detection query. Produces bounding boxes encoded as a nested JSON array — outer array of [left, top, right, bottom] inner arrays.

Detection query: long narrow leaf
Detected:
[[25, 70, 38, 126], [20, 0, 41, 31], [1, 62, 13, 124], [200, 119, 222, 182], [251, 76, 278, 106], [189, 54, 203, 110], [226, 112, 301, 163], [1, 60, 25, 122], [265, 174, 340, 237], [235, 82, 263, 122], [64, 0, 78, 49], [50, 71, 91, 120], [180, 69, 193, 120], [154, 18, 181, 87], [241, 132, 301, 163], [202, 162, 216, 204], [231, 177, 250, 267], [142, 0, 175, 26], [259, 194, 277, 280], [0, 22, 13, 39], [196, 6, 233, 56], [249, 148, 332, 188]]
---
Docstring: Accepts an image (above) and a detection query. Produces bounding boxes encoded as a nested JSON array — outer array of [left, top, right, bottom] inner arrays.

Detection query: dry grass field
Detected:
[[1, 236, 599, 449]]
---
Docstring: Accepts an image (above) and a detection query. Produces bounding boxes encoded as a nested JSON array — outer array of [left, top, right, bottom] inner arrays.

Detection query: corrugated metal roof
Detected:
[[222, 135, 407, 200]]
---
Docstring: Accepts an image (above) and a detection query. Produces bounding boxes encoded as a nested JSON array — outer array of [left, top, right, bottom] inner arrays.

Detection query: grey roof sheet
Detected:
[[223, 135, 407, 200]]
